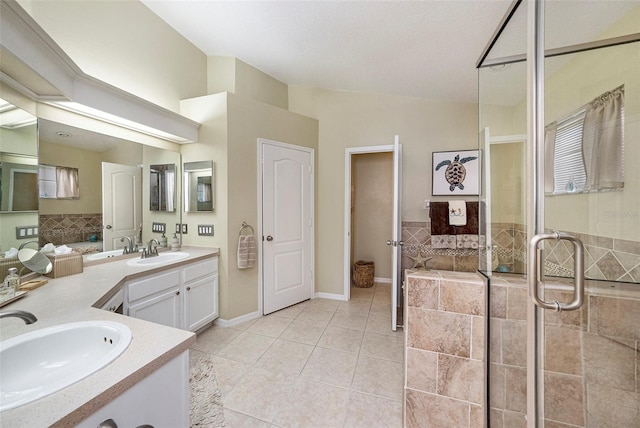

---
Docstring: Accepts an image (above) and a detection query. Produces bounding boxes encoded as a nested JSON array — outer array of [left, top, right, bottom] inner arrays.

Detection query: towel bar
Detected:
[[239, 221, 255, 236]]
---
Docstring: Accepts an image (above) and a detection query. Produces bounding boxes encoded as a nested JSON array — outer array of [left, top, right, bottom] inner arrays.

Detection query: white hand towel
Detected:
[[237, 235, 257, 269], [448, 200, 467, 226]]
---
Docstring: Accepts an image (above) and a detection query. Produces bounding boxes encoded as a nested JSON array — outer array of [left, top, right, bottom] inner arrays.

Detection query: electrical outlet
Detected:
[[181, 224, 188, 234], [176, 223, 181, 233], [152, 222, 166, 233], [197, 225, 214, 236]]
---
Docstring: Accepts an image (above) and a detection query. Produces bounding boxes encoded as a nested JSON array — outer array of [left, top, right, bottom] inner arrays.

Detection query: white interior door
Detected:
[[261, 140, 314, 315], [391, 135, 402, 331], [102, 162, 142, 251]]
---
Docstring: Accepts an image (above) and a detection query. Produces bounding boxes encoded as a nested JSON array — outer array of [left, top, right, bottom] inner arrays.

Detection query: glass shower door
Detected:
[[479, 1, 640, 426]]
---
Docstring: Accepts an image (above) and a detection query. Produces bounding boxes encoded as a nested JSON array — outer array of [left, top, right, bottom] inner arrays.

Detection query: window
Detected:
[[552, 109, 586, 194]]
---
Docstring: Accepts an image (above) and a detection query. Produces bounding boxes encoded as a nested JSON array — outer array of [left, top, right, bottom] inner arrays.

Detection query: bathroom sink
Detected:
[[84, 249, 125, 261], [0, 320, 132, 411], [126, 251, 189, 267]]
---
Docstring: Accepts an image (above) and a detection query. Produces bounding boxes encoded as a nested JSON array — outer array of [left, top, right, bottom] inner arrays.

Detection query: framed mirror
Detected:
[[149, 163, 176, 212], [184, 161, 214, 212]]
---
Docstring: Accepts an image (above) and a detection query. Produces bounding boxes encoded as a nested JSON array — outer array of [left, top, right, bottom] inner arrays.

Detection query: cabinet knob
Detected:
[[98, 419, 118, 428], [186, 286, 191, 291], [176, 291, 180, 295]]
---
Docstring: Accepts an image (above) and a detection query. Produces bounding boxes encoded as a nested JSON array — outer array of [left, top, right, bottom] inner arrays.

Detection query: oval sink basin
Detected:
[[126, 251, 189, 267], [84, 249, 125, 261], [0, 320, 132, 411]]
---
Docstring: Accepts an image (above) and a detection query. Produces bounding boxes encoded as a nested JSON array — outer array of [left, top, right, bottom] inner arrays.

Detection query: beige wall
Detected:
[[180, 92, 318, 320], [352, 152, 393, 279], [19, 0, 207, 113], [38, 142, 102, 215], [289, 87, 478, 294]]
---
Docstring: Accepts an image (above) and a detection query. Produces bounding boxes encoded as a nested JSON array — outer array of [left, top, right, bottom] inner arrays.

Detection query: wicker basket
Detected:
[[353, 260, 374, 288]]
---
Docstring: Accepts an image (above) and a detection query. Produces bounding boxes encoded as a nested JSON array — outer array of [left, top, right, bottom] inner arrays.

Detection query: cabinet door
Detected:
[[184, 274, 218, 331], [128, 286, 181, 329]]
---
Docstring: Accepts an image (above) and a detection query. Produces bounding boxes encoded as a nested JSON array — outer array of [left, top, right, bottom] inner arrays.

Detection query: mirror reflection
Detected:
[[184, 161, 214, 212], [150, 164, 176, 212]]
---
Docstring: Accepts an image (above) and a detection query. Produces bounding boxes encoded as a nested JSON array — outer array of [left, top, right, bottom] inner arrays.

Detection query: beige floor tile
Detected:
[[209, 355, 251, 397], [300, 347, 358, 387], [272, 378, 350, 428], [350, 287, 375, 301], [256, 339, 314, 375], [223, 367, 296, 422], [223, 409, 272, 427], [352, 355, 404, 400], [217, 331, 275, 364], [279, 318, 327, 345], [246, 315, 292, 337], [268, 301, 309, 319], [369, 302, 392, 318], [360, 332, 404, 362], [365, 314, 400, 336], [192, 324, 241, 355], [229, 317, 259, 331], [343, 391, 403, 428], [306, 298, 341, 311], [329, 310, 369, 330], [317, 325, 364, 353], [338, 298, 372, 314], [295, 307, 336, 326]]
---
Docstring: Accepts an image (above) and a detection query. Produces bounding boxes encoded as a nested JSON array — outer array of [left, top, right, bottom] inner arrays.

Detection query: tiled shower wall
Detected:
[[404, 270, 640, 427], [491, 222, 640, 283], [39, 213, 102, 247], [404, 220, 640, 282]]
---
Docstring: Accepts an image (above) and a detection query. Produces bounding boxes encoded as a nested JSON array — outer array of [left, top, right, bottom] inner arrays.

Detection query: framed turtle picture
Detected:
[[432, 150, 480, 195]]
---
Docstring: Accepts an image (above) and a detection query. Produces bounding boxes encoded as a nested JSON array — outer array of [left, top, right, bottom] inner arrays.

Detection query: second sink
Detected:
[[126, 251, 190, 267]]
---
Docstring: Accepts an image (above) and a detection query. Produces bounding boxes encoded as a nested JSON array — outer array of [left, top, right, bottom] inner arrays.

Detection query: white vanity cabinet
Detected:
[[77, 351, 189, 428], [124, 256, 218, 331]]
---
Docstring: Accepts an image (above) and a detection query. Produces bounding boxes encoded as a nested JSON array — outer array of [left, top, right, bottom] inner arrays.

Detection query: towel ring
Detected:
[[239, 221, 255, 236]]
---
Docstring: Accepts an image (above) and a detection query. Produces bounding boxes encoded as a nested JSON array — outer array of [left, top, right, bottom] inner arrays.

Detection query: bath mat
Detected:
[[189, 350, 225, 427]]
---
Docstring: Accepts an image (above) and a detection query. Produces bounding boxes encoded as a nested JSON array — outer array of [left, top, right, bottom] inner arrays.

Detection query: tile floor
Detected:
[[190, 282, 404, 427]]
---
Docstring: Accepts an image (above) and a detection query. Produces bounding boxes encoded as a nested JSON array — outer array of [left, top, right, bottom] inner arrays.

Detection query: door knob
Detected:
[[105, 225, 112, 229], [386, 240, 393, 246], [266, 235, 274, 241]]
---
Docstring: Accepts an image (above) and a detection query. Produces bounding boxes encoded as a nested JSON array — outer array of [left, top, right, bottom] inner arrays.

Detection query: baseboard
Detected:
[[374, 277, 392, 283], [215, 311, 261, 327], [315, 292, 348, 301]]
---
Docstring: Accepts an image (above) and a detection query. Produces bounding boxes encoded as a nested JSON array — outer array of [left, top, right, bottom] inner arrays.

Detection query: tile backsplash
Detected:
[[402, 220, 640, 283], [39, 213, 102, 247]]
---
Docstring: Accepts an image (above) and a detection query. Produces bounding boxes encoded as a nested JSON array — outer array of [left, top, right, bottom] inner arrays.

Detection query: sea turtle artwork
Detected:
[[435, 153, 478, 191]]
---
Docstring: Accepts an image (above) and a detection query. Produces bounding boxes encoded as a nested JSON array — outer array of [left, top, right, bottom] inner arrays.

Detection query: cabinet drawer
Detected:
[[128, 269, 180, 302], [183, 258, 218, 283]]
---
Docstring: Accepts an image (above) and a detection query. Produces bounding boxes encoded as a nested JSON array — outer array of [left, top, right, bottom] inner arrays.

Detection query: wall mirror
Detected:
[[150, 163, 176, 212], [184, 161, 214, 212], [0, 99, 38, 253]]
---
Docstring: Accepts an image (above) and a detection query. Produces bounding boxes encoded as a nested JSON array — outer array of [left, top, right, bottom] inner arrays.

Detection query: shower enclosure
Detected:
[[478, 1, 639, 427]]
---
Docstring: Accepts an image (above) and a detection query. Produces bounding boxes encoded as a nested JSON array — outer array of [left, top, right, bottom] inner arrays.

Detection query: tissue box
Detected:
[[45, 252, 83, 278]]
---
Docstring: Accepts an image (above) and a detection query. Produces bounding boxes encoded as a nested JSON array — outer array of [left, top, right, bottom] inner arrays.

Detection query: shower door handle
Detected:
[[528, 231, 585, 312]]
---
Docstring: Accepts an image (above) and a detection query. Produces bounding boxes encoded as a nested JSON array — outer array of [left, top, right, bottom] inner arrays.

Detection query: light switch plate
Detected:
[[152, 222, 166, 233], [197, 225, 214, 236]]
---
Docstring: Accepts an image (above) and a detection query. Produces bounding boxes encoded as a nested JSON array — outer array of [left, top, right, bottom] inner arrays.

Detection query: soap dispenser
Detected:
[[160, 233, 168, 247], [1, 267, 19, 301], [171, 233, 180, 251]]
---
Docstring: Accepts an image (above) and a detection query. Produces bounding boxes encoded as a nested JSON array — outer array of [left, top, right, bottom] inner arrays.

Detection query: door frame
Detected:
[[257, 138, 315, 316], [343, 145, 394, 301]]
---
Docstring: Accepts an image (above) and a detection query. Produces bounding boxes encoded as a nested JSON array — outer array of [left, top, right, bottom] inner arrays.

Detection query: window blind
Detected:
[[553, 110, 586, 194]]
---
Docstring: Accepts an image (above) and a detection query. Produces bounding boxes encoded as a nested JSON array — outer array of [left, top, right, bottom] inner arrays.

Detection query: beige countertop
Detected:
[[0, 246, 219, 427]]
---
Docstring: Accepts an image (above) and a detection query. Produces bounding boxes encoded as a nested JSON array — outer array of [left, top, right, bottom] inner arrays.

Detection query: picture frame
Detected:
[[432, 150, 480, 195]]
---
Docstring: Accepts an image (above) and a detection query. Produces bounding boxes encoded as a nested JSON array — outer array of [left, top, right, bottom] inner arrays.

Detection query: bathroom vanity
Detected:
[[0, 247, 219, 427]]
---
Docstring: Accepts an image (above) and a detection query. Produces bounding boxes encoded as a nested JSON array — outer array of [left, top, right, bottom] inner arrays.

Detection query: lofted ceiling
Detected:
[[141, 0, 514, 103]]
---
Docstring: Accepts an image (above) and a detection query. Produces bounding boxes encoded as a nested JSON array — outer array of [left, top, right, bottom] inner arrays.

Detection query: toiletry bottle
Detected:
[[2, 267, 20, 300], [160, 233, 168, 247], [171, 234, 180, 251]]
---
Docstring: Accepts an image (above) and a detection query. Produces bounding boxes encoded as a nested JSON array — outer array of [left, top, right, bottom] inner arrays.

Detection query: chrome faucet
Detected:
[[141, 239, 159, 259], [120, 236, 137, 254], [0, 310, 37, 324]]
